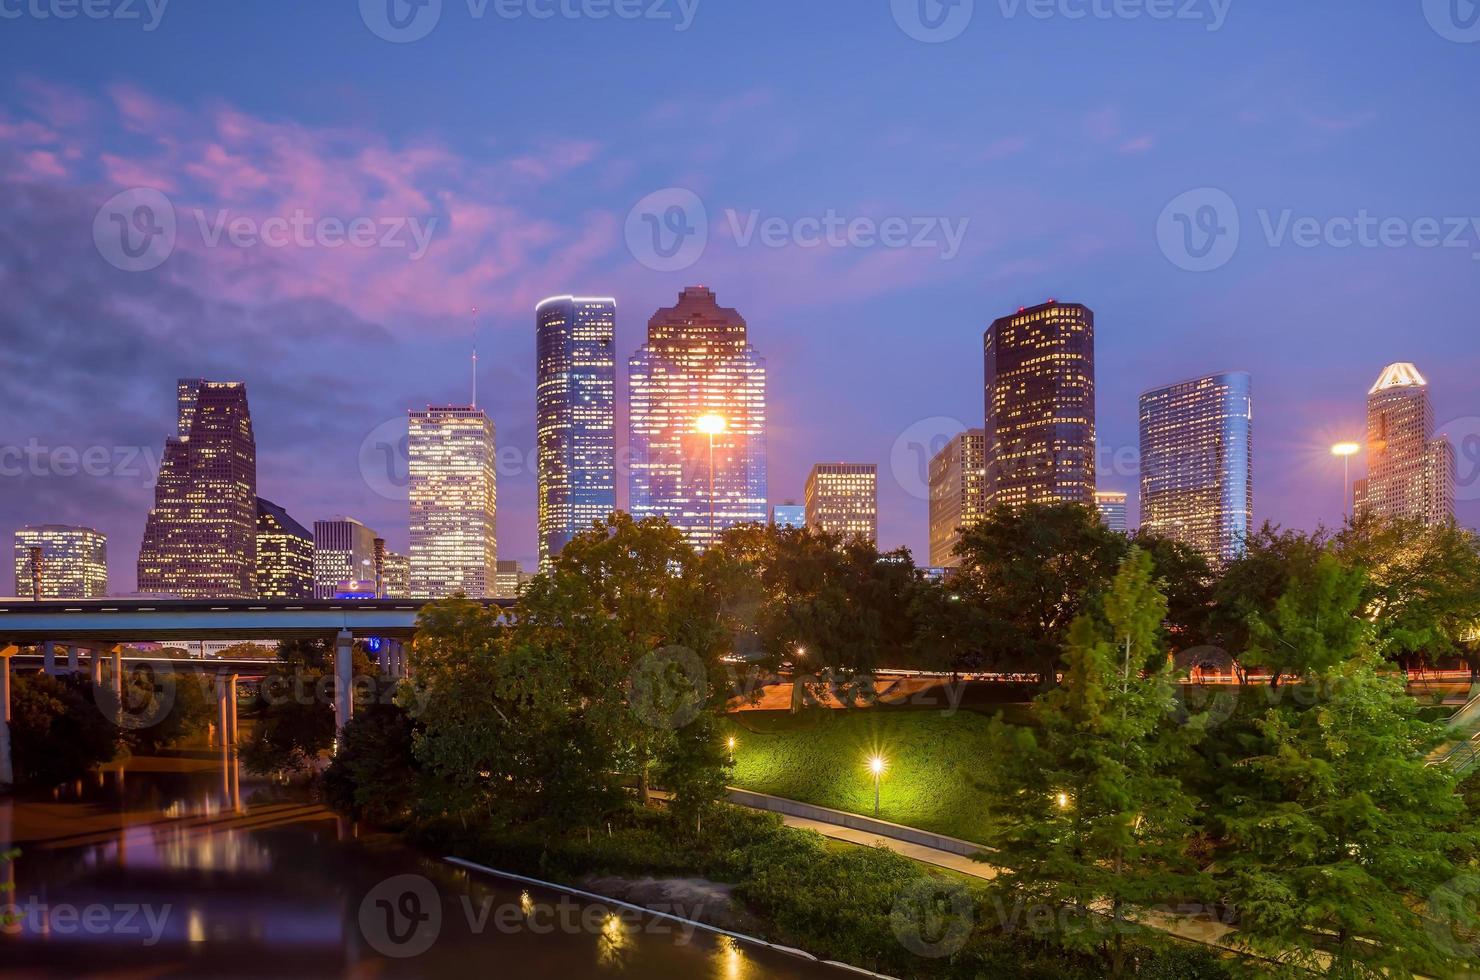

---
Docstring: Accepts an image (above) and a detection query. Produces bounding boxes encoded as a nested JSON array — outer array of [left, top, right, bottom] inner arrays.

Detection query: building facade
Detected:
[[536, 296, 617, 569], [1354, 363, 1455, 526], [138, 379, 258, 597], [381, 550, 411, 598], [805, 463, 878, 543], [1139, 371, 1254, 563], [629, 286, 767, 550], [928, 428, 988, 567], [13, 525, 108, 598], [771, 503, 806, 529], [409, 406, 497, 597], [313, 517, 379, 598], [983, 301, 1096, 510], [255, 498, 313, 599], [1094, 491, 1129, 534], [494, 559, 534, 599]]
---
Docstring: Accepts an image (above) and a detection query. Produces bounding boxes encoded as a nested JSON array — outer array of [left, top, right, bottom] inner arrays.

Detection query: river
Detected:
[[0, 750, 848, 979]]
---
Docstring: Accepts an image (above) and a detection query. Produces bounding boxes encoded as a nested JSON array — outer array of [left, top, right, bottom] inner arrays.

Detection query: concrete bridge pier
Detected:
[[42, 640, 56, 675], [387, 639, 405, 679], [66, 643, 78, 673], [1, 645, 15, 786], [215, 673, 239, 751], [110, 647, 123, 707], [88, 647, 103, 687], [334, 629, 354, 738]]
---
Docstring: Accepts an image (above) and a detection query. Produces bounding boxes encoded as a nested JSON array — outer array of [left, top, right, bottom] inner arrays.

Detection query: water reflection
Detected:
[[0, 751, 842, 979]]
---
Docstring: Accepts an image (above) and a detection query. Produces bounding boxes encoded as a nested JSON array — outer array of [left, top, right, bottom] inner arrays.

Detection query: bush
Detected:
[[324, 699, 420, 824], [7, 671, 118, 787]]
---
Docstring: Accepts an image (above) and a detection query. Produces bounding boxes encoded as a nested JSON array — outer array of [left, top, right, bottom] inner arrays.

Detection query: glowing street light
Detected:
[[868, 754, 886, 817], [1331, 442, 1361, 524], [726, 735, 737, 763], [695, 414, 728, 545]]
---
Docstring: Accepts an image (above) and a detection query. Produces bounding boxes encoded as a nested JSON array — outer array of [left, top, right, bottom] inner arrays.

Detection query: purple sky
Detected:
[[2, 2, 1478, 593]]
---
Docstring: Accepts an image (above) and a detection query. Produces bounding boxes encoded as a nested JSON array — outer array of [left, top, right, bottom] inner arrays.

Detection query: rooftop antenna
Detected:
[[470, 306, 480, 409]]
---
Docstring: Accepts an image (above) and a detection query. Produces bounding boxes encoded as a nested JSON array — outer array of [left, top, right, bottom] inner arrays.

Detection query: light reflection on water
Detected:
[[0, 751, 838, 979]]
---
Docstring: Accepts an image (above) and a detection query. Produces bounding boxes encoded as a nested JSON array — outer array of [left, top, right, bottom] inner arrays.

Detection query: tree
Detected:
[[1218, 650, 1480, 976], [1242, 553, 1368, 688], [127, 667, 215, 754], [1209, 523, 1328, 662], [1131, 530, 1215, 653], [983, 549, 1205, 977], [952, 503, 1129, 684], [241, 638, 372, 775], [324, 695, 420, 825], [6, 671, 118, 787]]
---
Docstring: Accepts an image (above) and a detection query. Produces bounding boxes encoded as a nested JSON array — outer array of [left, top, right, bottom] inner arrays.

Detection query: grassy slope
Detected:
[[722, 708, 1019, 843]]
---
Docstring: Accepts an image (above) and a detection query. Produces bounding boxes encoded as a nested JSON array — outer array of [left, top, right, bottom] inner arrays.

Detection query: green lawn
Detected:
[[722, 707, 1023, 844]]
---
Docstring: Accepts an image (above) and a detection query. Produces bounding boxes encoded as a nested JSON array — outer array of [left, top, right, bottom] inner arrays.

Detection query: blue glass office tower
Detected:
[[629, 287, 767, 550], [536, 296, 617, 568], [1139, 371, 1253, 563]]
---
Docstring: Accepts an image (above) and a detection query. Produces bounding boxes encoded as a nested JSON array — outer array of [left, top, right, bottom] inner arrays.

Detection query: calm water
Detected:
[[0, 751, 844, 979]]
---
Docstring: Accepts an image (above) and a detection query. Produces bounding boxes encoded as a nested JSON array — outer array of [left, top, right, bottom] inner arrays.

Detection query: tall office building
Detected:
[[1095, 491, 1129, 534], [381, 550, 411, 598], [1139, 372, 1254, 563], [805, 464, 878, 544], [13, 525, 107, 598], [313, 517, 379, 599], [138, 379, 257, 597], [983, 301, 1095, 510], [771, 503, 806, 529], [494, 559, 532, 599], [409, 406, 497, 597], [536, 296, 617, 569], [629, 286, 767, 549], [1354, 362, 1455, 526], [255, 498, 313, 599], [928, 428, 988, 567]]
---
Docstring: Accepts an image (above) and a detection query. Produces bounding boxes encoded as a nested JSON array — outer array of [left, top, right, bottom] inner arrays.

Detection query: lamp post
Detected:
[[726, 736, 737, 764], [1331, 442, 1361, 524], [695, 414, 728, 546], [869, 755, 886, 817]]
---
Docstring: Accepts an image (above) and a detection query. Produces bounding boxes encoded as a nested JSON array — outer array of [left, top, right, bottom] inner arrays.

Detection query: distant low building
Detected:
[[13, 525, 108, 599], [770, 502, 806, 529], [1094, 491, 1129, 534], [494, 559, 532, 599]]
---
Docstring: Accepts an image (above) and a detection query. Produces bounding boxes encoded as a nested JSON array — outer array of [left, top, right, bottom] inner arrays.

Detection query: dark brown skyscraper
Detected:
[[983, 301, 1095, 510], [138, 379, 258, 597]]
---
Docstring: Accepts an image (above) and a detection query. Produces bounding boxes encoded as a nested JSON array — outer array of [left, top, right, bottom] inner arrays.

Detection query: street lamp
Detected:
[[726, 735, 737, 763], [695, 413, 728, 545], [868, 754, 886, 817], [1331, 442, 1361, 524]]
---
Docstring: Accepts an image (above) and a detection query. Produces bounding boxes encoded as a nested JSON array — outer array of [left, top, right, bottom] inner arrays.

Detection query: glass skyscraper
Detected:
[[1094, 491, 1129, 534], [1354, 363, 1455, 527], [1139, 371, 1253, 563], [138, 379, 258, 597], [536, 296, 616, 568], [629, 286, 767, 550], [13, 525, 108, 598], [409, 406, 497, 597], [983, 301, 1096, 510]]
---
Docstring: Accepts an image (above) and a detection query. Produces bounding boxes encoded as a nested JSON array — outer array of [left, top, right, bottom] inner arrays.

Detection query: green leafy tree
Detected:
[[1218, 652, 1480, 976], [1209, 523, 1328, 664], [1242, 553, 1368, 688], [952, 502, 1129, 684], [1131, 530, 1215, 653], [983, 549, 1205, 976], [324, 695, 420, 825], [127, 668, 215, 754], [241, 638, 372, 775], [7, 671, 117, 787]]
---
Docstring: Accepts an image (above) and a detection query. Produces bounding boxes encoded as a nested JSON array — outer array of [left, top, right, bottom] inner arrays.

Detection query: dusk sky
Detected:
[[2, 0, 1478, 591]]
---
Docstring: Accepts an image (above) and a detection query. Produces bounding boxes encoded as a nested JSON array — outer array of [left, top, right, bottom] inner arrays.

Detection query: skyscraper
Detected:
[[1139, 371, 1254, 563], [138, 379, 257, 597], [1354, 362, 1455, 526], [629, 286, 767, 549], [536, 296, 617, 569], [928, 428, 988, 567], [1094, 491, 1129, 534], [771, 503, 806, 529], [381, 550, 411, 598], [255, 498, 313, 599], [13, 525, 107, 598], [805, 463, 878, 544], [313, 516, 378, 599], [983, 301, 1095, 510], [409, 406, 497, 597]]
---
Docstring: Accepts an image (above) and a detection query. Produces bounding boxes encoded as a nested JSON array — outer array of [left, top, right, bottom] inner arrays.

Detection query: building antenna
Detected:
[[470, 306, 480, 409]]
